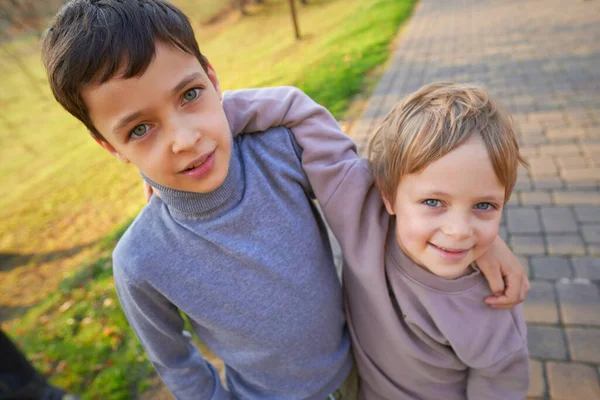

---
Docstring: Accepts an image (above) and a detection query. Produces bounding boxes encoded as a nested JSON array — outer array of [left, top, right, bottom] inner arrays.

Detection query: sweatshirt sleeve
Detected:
[[466, 347, 530, 400], [223, 86, 359, 207], [464, 309, 530, 400], [113, 265, 231, 400]]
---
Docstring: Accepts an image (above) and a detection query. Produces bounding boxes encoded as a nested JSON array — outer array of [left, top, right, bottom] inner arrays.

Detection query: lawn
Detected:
[[1, 0, 415, 397]]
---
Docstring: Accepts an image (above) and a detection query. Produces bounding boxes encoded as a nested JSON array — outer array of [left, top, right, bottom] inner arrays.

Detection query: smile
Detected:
[[428, 242, 472, 261], [182, 150, 214, 172], [429, 244, 471, 253], [180, 149, 216, 179]]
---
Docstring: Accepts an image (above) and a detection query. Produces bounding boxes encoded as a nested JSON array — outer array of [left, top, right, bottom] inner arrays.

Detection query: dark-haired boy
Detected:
[[41, 1, 528, 399]]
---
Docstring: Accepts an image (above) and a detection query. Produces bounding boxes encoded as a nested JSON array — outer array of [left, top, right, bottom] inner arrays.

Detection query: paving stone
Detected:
[[556, 156, 590, 169], [546, 234, 586, 256], [506, 208, 542, 234], [547, 127, 586, 141], [530, 257, 572, 280], [505, 193, 521, 207], [561, 167, 600, 182], [539, 143, 582, 156], [582, 224, 600, 243], [565, 327, 600, 363], [547, 362, 600, 400], [552, 191, 600, 206], [539, 207, 578, 233], [521, 147, 539, 158], [571, 257, 600, 280], [527, 325, 568, 360], [514, 178, 534, 191], [527, 360, 545, 399], [566, 181, 599, 191], [523, 281, 559, 323], [510, 235, 546, 255], [518, 255, 531, 278], [557, 281, 600, 325], [534, 177, 565, 190], [529, 157, 559, 177], [519, 191, 552, 206]]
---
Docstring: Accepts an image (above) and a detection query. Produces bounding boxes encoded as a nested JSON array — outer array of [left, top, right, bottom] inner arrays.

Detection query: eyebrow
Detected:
[[112, 72, 205, 135], [172, 72, 204, 96], [421, 191, 504, 203]]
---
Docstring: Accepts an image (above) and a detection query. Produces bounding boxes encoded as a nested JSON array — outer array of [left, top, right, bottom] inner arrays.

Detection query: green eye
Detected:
[[424, 199, 441, 207], [131, 124, 148, 137], [183, 88, 199, 102]]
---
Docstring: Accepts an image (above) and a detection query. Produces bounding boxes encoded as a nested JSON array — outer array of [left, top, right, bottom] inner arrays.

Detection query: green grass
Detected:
[[2, 0, 415, 397]]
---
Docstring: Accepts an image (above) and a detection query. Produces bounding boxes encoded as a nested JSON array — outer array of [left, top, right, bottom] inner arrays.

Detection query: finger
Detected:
[[486, 270, 523, 308], [479, 261, 504, 295], [484, 294, 513, 309]]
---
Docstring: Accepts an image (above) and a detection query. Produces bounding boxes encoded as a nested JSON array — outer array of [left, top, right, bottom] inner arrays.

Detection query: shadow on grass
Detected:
[[0, 242, 100, 274], [0, 304, 30, 322]]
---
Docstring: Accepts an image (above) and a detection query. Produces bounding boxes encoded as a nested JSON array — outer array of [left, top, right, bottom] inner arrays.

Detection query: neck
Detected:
[[142, 147, 243, 217]]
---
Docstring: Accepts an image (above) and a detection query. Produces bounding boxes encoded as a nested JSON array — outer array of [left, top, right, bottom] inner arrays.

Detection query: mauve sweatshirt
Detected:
[[226, 86, 529, 400]]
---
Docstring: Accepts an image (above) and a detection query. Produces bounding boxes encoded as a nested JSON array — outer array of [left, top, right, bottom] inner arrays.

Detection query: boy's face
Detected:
[[82, 42, 232, 193], [383, 135, 505, 279]]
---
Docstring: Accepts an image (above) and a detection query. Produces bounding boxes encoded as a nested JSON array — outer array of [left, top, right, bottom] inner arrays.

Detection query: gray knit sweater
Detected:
[[112, 126, 352, 399]]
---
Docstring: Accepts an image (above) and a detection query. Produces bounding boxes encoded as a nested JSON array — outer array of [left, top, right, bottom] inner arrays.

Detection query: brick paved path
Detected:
[[348, 1, 600, 398]]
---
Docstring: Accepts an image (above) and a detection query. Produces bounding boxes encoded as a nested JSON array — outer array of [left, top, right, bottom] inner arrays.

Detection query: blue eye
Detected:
[[131, 124, 148, 137], [183, 88, 199, 102], [474, 202, 493, 211], [423, 199, 441, 207]]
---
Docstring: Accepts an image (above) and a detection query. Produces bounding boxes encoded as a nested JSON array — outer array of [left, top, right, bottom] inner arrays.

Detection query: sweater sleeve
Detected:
[[113, 265, 231, 400], [223, 86, 359, 207], [462, 308, 529, 400], [466, 346, 530, 400], [223, 86, 389, 259]]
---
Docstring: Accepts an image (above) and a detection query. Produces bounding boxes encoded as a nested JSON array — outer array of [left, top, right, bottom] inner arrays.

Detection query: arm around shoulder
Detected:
[[223, 86, 360, 206]]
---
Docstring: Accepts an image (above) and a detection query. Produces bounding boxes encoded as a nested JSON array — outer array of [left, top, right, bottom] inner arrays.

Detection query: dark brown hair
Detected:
[[41, 0, 209, 140]]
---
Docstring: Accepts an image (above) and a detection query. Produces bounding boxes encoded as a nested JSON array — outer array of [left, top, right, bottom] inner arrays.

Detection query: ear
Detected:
[[90, 132, 130, 163], [204, 59, 222, 101], [382, 194, 396, 215], [376, 180, 396, 215]]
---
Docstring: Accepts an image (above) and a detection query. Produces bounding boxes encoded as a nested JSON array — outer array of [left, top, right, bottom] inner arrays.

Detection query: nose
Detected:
[[168, 115, 201, 153], [441, 211, 473, 240]]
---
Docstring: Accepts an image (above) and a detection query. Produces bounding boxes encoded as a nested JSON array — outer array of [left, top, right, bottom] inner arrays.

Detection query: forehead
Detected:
[[401, 136, 505, 198], [81, 43, 208, 132]]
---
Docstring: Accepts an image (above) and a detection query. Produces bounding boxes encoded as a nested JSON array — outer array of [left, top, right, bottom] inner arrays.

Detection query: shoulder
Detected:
[[436, 291, 527, 368], [112, 198, 170, 283], [236, 126, 303, 166]]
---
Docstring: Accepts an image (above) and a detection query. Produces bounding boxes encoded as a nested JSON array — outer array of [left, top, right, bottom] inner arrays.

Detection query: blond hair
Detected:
[[367, 82, 527, 203]]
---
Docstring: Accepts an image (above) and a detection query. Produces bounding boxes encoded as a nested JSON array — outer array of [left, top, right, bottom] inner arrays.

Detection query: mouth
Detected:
[[428, 242, 472, 261], [428, 243, 471, 253], [181, 150, 215, 173]]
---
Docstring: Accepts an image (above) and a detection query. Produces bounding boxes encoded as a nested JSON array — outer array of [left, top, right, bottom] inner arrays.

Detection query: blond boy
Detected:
[[228, 82, 530, 399]]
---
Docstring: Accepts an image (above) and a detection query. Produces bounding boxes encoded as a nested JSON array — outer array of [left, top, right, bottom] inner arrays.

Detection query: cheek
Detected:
[[474, 218, 501, 248], [396, 208, 437, 246]]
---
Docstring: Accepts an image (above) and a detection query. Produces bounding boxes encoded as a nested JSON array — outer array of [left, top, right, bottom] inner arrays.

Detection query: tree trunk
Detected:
[[289, 0, 300, 40], [235, 0, 247, 15]]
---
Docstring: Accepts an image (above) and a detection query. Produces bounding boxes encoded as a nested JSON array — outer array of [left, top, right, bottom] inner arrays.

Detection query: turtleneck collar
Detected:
[[142, 144, 244, 219]]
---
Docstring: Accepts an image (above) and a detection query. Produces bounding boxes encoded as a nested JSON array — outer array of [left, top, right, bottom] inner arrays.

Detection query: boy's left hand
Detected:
[[477, 236, 530, 309]]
